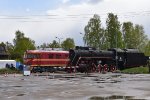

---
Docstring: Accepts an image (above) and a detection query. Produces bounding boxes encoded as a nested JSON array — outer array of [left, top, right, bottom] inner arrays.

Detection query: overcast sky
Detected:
[[0, 0, 150, 46]]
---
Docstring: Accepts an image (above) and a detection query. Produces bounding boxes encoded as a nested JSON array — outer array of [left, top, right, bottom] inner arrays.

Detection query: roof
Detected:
[[26, 50, 69, 54]]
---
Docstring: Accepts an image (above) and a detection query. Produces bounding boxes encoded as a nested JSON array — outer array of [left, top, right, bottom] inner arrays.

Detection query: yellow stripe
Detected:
[[30, 64, 67, 67], [32, 59, 69, 61]]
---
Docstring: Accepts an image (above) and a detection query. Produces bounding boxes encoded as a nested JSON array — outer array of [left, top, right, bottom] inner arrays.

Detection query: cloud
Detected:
[[46, 0, 150, 43], [62, 0, 70, 4], [26, 8, 30, 12], [0, 0, 149, 46], [86, 0, 103, 5]]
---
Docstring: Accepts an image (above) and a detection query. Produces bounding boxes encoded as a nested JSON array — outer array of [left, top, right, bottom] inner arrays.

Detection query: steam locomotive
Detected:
[[24, 46, 149, 73], [68, 46, 149, 73]]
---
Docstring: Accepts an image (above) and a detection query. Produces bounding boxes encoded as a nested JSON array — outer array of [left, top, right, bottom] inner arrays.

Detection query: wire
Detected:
[[0, 10, 149, 22]]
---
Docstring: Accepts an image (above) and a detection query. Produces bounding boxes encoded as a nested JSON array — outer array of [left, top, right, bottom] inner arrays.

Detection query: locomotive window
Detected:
[[56, 54, 61, 59], [27, 54, 40, 59], [35, 54, 40, 59], [49, 54, 54, 59], [27, 54, 34, 59]]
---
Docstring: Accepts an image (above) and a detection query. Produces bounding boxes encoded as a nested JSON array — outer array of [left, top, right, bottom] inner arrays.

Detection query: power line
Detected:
[[0, 10, 150, 22]]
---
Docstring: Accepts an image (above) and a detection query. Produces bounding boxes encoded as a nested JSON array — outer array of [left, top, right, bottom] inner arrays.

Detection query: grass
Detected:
[[0, 68, 21, 74], [121, 66, 149, 74]]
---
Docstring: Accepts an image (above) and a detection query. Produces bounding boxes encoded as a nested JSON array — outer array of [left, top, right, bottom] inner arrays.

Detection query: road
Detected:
[[0, 72, 150, 100]]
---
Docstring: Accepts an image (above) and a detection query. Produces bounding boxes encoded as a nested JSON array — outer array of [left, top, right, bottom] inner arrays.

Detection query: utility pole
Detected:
[[148, 60, 150, 73], [80, 32, 85, 46], [116, 32, 118, 70]]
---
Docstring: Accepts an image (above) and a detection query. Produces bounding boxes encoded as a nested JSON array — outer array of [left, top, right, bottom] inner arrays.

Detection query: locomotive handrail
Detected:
[[74, 56, 113, 67], [75, 57, 113, 59], [71, 53, 77, 64], [75, 57, 81, 66]]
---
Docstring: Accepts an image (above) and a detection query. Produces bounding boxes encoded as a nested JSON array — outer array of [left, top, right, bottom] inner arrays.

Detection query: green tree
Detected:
[[0, 42, 6, 50], [144, 41, 150, 56], [49, 40, 60, 48], [0, 42, 8, 59], [13, 30, 36, 62], [40, 43, 48, 49], [106, 13, 124, 48], [5, 42, 14, 59], [61, 38, 75, 50], [134, 24, 148, 51], [122, 22, 135, 48], [122, 22, 148, 52], [84, 14, 106, 50]]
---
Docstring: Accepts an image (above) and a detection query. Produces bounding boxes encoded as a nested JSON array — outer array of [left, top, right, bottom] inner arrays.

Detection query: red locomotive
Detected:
[[24, 50, 69, 72]]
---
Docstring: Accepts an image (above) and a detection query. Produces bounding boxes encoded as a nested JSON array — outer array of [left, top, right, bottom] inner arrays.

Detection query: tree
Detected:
[[61, 38, 75, 50], [84, 14, 106, 50], [0, 42, 9, 59], [49, 40, 60, 48], [122, 22, 135, 48], [40, 43, 48, 49], [5, 42, 14, 59], [144, 41, 150, 56], [122, 22, 148, 51], [134, 24, 148, 51], [0, 42, 6, 50], [13, 30, 36, 62], [106, 13, 124, 48]]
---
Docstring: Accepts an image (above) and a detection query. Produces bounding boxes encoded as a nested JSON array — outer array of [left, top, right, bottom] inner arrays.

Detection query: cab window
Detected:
[[27, 54, 34, 59], [27, 54, 40, 59], [56, 54, 61, 59], [49, 54, 54, 59]]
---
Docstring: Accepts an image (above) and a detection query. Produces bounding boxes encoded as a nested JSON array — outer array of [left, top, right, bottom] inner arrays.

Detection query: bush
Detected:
[[0, 68, 21, 74]]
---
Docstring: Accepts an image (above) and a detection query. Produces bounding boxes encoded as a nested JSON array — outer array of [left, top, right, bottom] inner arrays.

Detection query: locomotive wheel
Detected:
[[104, 64, 109, 72], [110, 65, 116, 72], [92, 63, 96, 72], [98, 64, 102, 73]]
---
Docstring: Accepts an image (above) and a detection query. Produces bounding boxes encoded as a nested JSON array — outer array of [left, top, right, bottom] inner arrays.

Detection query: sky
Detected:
[[0, 0, 150, 46]]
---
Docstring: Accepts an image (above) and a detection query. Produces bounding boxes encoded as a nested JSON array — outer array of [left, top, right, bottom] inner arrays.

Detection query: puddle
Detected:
[[82, 74, 98, 78], [110, 80, 121, 83], [48, 75, 77, 79], [111, 74, 122, 78], [98, 86, 104, 88], [89, 95, 134, 100], [16, 94, 25, 96], [93, 78, 121, 83], [89, 95, 147, 100], [63, 76, 76, 78], [131, 99, 146, 100], [13, 86, 22, 87], [93, 78, 105, 81]]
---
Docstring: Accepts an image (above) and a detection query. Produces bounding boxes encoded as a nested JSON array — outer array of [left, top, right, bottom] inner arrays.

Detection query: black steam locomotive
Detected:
[[68, 46, 149, 72]]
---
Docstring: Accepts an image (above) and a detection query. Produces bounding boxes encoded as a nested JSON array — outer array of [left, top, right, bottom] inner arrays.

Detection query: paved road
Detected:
[[0, 73, 150, 100]]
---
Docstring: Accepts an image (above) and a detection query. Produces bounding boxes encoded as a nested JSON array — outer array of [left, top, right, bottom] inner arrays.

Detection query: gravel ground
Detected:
[[0, 72, 150, 100]]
